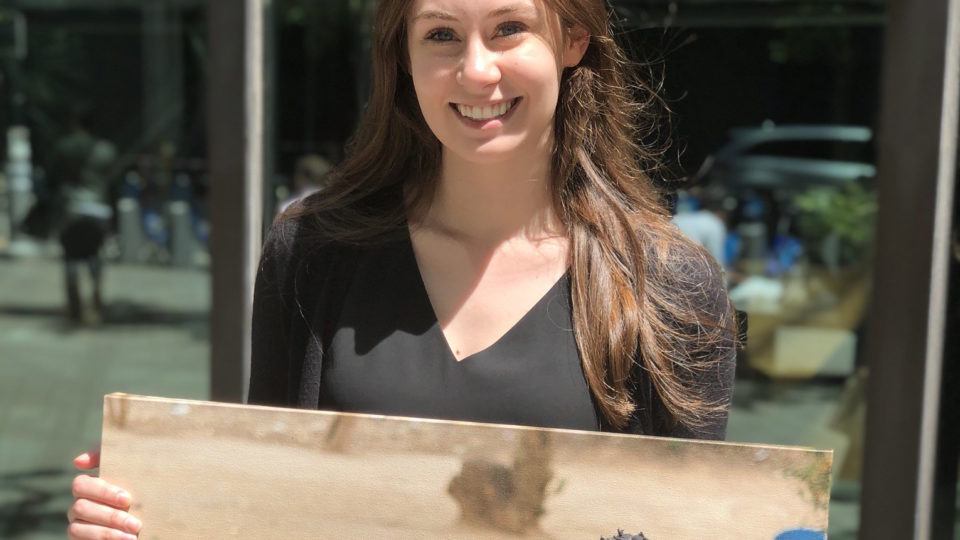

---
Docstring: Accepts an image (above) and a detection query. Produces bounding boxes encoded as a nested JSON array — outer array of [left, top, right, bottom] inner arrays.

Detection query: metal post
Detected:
[[206, 0, 264, 403], [117, 197, 143, 263], [261, 0, 277, 231], [167, 200, 193, 267], [932, 215, 960, 540], [6, 125, 31, 239], [859, 0, 960, 536]]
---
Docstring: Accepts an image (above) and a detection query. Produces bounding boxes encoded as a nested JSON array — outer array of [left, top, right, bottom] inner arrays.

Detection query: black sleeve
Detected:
[[248, 217, 299, 406], [670, 242, 738, 440], [628, 239, 738, 441], [664, 341, 736, 441]]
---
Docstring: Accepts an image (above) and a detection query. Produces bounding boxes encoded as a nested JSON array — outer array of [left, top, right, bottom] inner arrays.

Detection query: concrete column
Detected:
[[207, 0, 266, 403]]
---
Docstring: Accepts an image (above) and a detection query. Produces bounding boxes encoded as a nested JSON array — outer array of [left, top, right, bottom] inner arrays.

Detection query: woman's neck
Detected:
[[419, 147, 565, 246]]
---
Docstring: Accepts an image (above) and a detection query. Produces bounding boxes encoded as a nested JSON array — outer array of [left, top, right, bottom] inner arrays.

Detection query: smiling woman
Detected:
[[248, 0, 736, 436], [406, 0, 582, 161], [235, 0, 738, 438], [67, 0, 739, 537]]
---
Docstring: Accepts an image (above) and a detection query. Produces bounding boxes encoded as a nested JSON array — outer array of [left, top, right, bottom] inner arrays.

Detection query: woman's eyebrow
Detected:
[[487, 3, 539, 18], [411, 10, 458, 23], [411, 3, 539, 24]]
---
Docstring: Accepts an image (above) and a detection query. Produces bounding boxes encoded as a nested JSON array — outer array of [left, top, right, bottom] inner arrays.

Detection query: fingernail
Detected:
[[125, 514, 143, 532], [122, 534, 138, 540], [115, 489, 131, 505]]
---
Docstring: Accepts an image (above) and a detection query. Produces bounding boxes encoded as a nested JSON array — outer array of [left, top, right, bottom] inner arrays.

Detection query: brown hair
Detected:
[[285, 0, 735, 432]]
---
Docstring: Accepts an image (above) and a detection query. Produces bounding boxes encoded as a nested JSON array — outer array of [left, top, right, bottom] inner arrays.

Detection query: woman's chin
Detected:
[[444, 136, 538, 165]]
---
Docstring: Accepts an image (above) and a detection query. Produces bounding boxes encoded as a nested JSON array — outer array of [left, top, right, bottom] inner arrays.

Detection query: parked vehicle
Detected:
[[695, 123, 876, 190]]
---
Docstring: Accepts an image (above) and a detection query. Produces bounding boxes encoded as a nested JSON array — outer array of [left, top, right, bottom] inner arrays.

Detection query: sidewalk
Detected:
[[0, 253, 209, 539]]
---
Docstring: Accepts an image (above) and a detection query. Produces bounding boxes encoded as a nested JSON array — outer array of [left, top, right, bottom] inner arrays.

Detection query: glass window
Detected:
[[266, 0, 373, 220], [625, 11, 884, 540], [0, 3, 209, 538]]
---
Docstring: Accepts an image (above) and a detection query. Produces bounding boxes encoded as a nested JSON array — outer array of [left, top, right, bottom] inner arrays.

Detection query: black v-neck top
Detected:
[[318, 233, 600, 431], [249, 207, 737, 440]]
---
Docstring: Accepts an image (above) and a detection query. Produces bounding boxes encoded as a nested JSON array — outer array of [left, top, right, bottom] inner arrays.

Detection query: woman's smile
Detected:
[[449, 97, 522, 130]]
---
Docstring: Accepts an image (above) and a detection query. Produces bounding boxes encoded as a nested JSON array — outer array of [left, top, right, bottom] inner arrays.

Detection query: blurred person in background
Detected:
[[67, 0, 740, 537], [672, 185, 730, 267], [276, 154, 332, 214], [50, 113, 117, 324]]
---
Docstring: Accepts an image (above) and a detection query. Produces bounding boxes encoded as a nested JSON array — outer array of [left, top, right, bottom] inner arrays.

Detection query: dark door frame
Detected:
[[859, 0, 959, 537]]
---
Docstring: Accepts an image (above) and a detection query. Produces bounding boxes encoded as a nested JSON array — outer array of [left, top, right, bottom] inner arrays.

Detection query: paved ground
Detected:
[[0, 251, 209, 539], [0, 250, 882, 539]]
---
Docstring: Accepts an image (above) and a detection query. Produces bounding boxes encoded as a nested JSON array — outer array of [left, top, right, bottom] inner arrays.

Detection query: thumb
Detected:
[[73, 445, 101, 470]]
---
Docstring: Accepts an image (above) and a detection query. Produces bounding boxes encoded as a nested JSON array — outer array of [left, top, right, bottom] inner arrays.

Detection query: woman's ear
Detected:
[[562, 26, 590, 68]]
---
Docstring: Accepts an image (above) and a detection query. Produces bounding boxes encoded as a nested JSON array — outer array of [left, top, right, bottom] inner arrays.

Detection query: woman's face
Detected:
[[406, 0, 588, 165]]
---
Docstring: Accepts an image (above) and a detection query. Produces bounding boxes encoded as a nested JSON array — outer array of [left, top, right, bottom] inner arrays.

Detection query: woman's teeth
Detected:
[[456, 99, 516, 120]]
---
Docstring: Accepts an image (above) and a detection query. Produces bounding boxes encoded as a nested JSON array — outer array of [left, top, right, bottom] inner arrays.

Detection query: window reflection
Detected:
[[0, 3, 208, 538], [0, 1, 897, 538], [617, 14, 884, 540]]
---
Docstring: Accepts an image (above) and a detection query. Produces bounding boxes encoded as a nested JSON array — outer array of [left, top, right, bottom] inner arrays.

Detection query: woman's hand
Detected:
[[67, 448, 142, 539]]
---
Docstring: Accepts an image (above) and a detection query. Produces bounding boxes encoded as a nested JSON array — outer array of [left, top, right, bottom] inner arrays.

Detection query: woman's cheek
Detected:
[[411, 69, 440, 111], [414, 64, 453, 105]]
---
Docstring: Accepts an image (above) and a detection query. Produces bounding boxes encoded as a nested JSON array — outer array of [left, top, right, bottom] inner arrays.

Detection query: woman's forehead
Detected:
[[408, 0, 546, 23]]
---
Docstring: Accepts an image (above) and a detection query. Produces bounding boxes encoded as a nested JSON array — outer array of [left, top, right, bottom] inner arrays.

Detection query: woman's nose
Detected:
[[457, 38, 500, 88]]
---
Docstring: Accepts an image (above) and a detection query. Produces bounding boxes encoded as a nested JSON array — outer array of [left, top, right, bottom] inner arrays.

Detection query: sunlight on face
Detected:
[[406, 0, 587, 165]]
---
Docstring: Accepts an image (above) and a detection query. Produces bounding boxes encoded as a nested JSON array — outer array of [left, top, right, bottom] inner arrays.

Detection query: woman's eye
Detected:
[[495, 22, 526, 38], [425, 28, 457, 42]]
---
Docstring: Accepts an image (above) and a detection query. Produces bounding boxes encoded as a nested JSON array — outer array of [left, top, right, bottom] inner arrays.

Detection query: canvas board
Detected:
[[99, 393, 831, 539]]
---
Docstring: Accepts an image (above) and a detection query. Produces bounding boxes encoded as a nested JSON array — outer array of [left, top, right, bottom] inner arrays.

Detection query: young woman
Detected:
[[68, 0, 737, 537]]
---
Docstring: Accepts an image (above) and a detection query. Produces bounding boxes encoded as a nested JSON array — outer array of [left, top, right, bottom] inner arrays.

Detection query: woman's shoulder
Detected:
[[262, 194, 348, 261], [639, 225, 738, 440], [260, 190, 409, 282], [257, 201, 342, 293], [645, 225, 730, 314]]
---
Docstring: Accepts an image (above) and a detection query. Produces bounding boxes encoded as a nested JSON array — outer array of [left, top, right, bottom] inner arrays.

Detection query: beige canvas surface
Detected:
[[99, 393, 831, 539]]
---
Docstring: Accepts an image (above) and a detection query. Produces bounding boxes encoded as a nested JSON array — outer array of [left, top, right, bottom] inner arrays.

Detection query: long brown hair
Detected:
[[286, 0, 735, 432]]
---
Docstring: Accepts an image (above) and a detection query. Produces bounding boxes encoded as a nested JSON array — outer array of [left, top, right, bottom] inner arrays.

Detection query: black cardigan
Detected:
[[249, 209, 738, 440]]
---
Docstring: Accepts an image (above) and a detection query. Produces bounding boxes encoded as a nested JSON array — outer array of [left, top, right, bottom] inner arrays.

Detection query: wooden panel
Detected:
[[99, 394, 832, 539]]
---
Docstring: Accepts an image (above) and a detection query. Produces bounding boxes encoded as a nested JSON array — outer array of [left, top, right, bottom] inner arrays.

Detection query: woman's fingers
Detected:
[[73, 448, 101, 470], [71, 475, 132, 509], [67, 498, 142, 535], [67, 518, 139, 540], [68, 450, 141, 539]]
